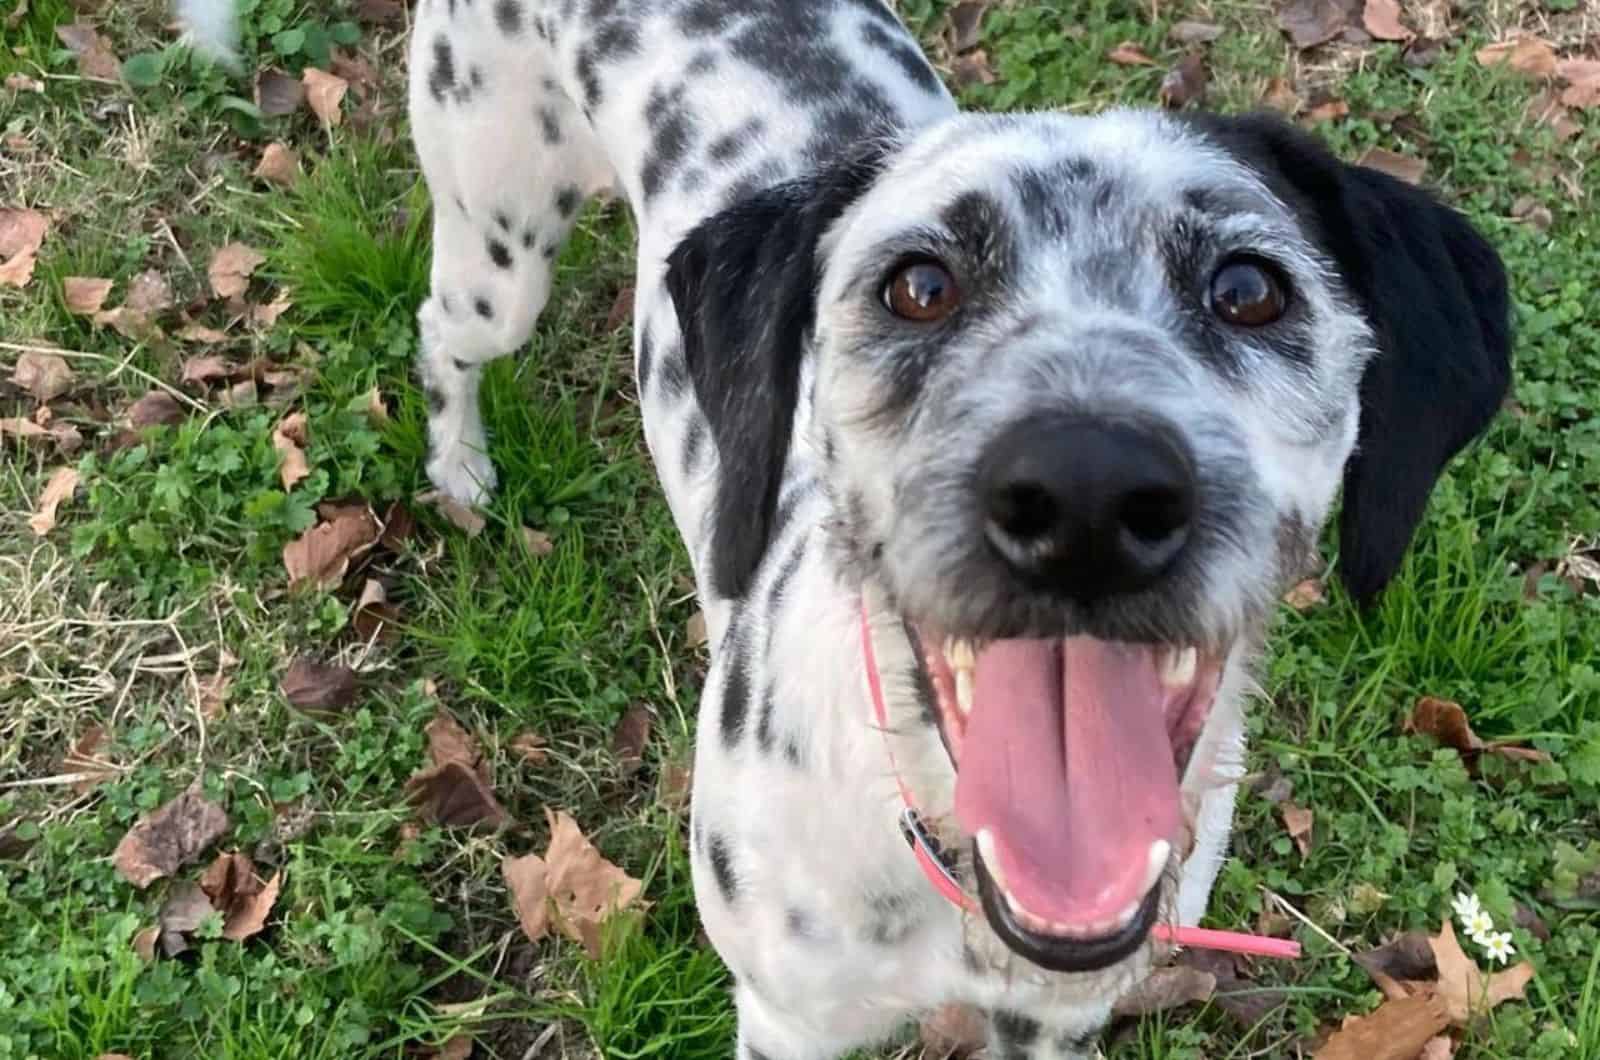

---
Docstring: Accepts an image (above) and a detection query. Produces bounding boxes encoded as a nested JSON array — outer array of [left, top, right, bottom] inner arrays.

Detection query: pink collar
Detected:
[[857, 599, 1300, 962]]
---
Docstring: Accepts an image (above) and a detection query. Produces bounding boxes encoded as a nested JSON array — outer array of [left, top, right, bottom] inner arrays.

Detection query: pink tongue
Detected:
[[954, 638, 1181, 929]]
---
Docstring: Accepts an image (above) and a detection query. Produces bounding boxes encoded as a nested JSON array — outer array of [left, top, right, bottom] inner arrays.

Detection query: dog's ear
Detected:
[[664, 145, 890, 599], [1190, 113, 1512, 605]]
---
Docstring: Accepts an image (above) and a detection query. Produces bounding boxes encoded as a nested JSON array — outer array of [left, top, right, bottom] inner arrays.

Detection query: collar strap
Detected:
[[858, 598, 1301, 962]]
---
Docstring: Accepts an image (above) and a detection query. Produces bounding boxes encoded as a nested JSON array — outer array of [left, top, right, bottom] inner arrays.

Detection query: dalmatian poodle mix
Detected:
[[185, 0, 1511, 1055]]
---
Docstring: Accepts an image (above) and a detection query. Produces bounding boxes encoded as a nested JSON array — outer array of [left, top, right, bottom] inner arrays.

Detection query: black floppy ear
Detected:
[[664, 146, 889, 600], [1190, 113, 1513, 605]]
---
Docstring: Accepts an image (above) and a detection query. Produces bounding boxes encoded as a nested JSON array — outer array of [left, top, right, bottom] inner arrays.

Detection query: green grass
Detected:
[[2, 0, 1598, 1057]]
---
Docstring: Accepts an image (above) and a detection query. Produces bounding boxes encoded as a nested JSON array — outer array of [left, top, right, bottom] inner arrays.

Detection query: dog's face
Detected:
[[667, 110, 1509, 976]]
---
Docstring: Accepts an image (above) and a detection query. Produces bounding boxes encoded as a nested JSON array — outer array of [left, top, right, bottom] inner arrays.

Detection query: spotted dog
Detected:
[[181, 0, 1511, 1054]]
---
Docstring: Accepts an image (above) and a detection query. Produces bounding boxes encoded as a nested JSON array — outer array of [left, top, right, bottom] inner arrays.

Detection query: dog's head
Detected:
[[666, 111, 1510, 975]]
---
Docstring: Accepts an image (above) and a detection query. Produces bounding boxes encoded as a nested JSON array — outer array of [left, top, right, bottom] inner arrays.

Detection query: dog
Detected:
[[181, 0, 1511, 1054]]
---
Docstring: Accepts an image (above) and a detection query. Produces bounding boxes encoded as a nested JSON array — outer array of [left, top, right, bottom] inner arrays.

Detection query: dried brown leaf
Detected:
[[251, 289, 293, 328], [0, 415, 82, 451], [1405, 695, 1552, 765], [126, 390, 185, 429], [1474, 38, 1557, 77], [362, 386, 389, 422], [1427, 920, 1535, 1024], [157, 881, 217, 957], [131, 926, 160, 961], [0, 207, 46, 289], [510, 730, 549, 765], [1263, 76, 1302, 114], [1358, 146, 1426, 184], [657, 759, 692, 812], [178, 322, 232, 344], [112, 788, 231, 889], [29, 465, 79, 536], [255, 69, 304, 116], [1107, 41, 1156, 65], [521, 526, 554, 555], [351, 578, 399, 640], [63, 276, 113, 315], [124, 270, 174, 314], [1284, 577, 1326, 610], [603, 285, 635, 332], [406, 761, 513, 830], [1281, 801, 1314, 858], [611, 704, 653, 776], [1159, 52, 1207, 108], [1354, 931, 1438, 997], [502, 808, 645, 957], [1305, 98, 1350, 122], [1279, 0, 1349, 49], [280, 656, 361, 713], [686, 610, 709, 649], [6, 73, 44, 91], [199, 852, 281, 941], [919, 1002, 987, 1055], [1419, 1037, 1454, 1060], [1558, 60, 1600, 109], [1170, 20, 1224, 44], [946, 1, 990, 52], [950, 49, 996, 88], [1112, 964, 1217, 1016], [207, 242, 266, 301], [55, 22, 120, 80], [61, 723, 115, 793], [302, 67, 348, 126], [425, 711, 486, 775], [282, 504, 381, 589], [415, 488, 487, 536], [194, 669, 232, 720], [271, 411, 310, 491], [1312, 991, 1451, 1060], [1361, 0, 1411, 41], [91, 305, 162, 342], [11, 350, 73, 402]]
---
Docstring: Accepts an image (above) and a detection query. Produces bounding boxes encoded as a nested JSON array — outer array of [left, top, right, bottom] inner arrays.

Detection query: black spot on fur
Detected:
[[636, 331, 655, 392], [754, 684, 777, 753], [783, 738, 802, 766], [493, 210, 511, 231], [521, 226, 538, 250], [641, 83, 697, 202], [453, 194, 468, 215], [542, 240, 560, 260], [439, 294, 454, 314], [990, 1011, 1041, 1058], [468, 64, 484, 91], [592, 20, 638, 61], [681, 418, 705, 477], [427, 36, 456, 103], [708, 116, 763, 166], [962, 943, 985, 972], [554, 185, 582, 218], [902, 617, 939, 728], [575, 47, 603, 108], [493, 0, 522, 34], [474, 297, 493, 320], [687, 49, 717, 74], [1058, 1029, 1102, 1054], [720, 623, 751, 745], [864, 891, 921, 945], [763, 534, 806, 612], [424, 385, 447, 413], [451, 357, 471, 373], [745, 1050, 773, 1060], [487, 238, 512, 269], [861, 20, 942, 95], [785, 907, 810, 937], [707, 832, 737, 902], [538, 105, 562, 145]]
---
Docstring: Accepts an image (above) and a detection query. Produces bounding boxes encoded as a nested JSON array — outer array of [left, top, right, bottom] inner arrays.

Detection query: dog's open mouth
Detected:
[[915, 632, 1223, 972]]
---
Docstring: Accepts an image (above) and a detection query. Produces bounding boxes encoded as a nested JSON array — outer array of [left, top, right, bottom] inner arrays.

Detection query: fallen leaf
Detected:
[[91, 305, 162, 342], [280, 656, 361, 712], [112, 788, 231, 889], [1358, 147, 1426, 185], [406, 761, 513, 830], [354, 0, 406, 23], [282, 503, 381, 589], [950, 49, 997, 87], [1177, 948, 1287, 1028], [510, 730, 549, 766], [1428, 920, 1534, 1024], [178, 322, 232, 344], [1279, 0, 1349, 49], [29, 465, 79, 535], [0, 415, 82, 451], [1362, 0, 1411, 41], [1263, 76, 1302, 114], [1305, 97, 1351, 122], [432, 1036, 473, 1060], [946, 1, 990, 52], [1524, 90, 1583, 141], [63, 276, 113, 315], [207, 242, 266, 301], [1170, 19, 1224, 44], [611, 704, 653, 776], [362, 386, 388, 423], [271, 411, 310, 491], [302, 67, 348, 126], [415, 488, 486, 536], [377, 500, 416, 551], [1312, 992, 1451, 1060], [254, 69, 304, 116], [193, 669, 231, 720], [0, 207, 48, 288], [1406, 696, 1553, 766], [1512, 901, 1551, 942], [131, 926, 160, 961], [351, 578, 398, 640], [657, 759, 692, 812], [126, 390, 185, 429], [1113, 964, 1218, 1016], [1419, 1037, 1454, 1060], [199, 852, 281, 941], [1355, 931, 1438, 998], [1159, 52, 1207, 108], [1511, 196, 1553, 231], [1281, 801, 1314, 858], [603, 285, 635, 332], [6, 73, 44, 91], [502, 808, 645, 957], [686, 610, 709, 649], [920, 1002, 987, 1054], [1284, 577, 1326, 610], [1558, 60, 1600, 109], [250, 289, 293, 328], [156, 880, 217, 957], [1107, 41, 1156, 65], [61, 722, 115, 792], [124, 270, 174, 314], [1474, 38, 1557, 77], [424, 710, 487, 776], [10, 350, 73, 402], [55, 22, 120, 81], [521, 526, 554, 555]]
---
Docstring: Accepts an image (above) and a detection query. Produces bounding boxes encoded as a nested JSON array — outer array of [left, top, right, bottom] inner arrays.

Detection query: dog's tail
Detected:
[[175, 0, 241, 70]]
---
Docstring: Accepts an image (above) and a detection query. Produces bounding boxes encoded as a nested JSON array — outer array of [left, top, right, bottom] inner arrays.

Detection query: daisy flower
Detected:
[[1465, 909, 1496, 942], [1452, 891, 1483, 924], [1482, 931, 1515, 965]]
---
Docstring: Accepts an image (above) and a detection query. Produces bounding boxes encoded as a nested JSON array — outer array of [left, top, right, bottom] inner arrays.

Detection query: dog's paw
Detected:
[[426, 444, 497, 506]]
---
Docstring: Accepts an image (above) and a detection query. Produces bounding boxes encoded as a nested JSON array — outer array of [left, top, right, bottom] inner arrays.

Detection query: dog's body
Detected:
[[179, 0, 1510, 1054]]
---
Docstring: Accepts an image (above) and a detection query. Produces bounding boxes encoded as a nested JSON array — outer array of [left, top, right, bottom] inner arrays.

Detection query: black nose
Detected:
[[978, 414, 1196, 601]]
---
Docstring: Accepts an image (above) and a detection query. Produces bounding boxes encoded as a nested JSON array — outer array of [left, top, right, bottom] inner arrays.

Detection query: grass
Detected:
[[2, 0, 1597, 1057]]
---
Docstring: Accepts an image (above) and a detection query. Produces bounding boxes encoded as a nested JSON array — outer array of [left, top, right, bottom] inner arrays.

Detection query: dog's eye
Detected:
[[883, 260, 960, 322], [1209, 259, 1288, 327]]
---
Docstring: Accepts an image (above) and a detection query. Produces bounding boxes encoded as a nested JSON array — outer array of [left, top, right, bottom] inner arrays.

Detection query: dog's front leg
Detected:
[[987, 1009, 1107, 1060], [731, 980, 879, 1060]]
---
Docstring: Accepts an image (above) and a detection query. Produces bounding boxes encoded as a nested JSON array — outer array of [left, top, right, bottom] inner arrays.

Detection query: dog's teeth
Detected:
[[1159, 646, 1198, 688], [1141, 839, 1172, 896], [976, 828, 1002, 880], [945, 637, 976, 671], [954, 668, 974, 716]]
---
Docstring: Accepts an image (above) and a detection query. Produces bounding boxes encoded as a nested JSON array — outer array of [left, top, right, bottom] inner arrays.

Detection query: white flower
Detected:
[[1482, 931, 1515, 965], [1452, 891, 1482, 923], [1465, 909, 1496, 942]]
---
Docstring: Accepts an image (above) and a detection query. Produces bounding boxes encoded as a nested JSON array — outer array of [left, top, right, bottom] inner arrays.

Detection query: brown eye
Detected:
[[1210, 259, 1288, 327], [884, 260, 960, 322]]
